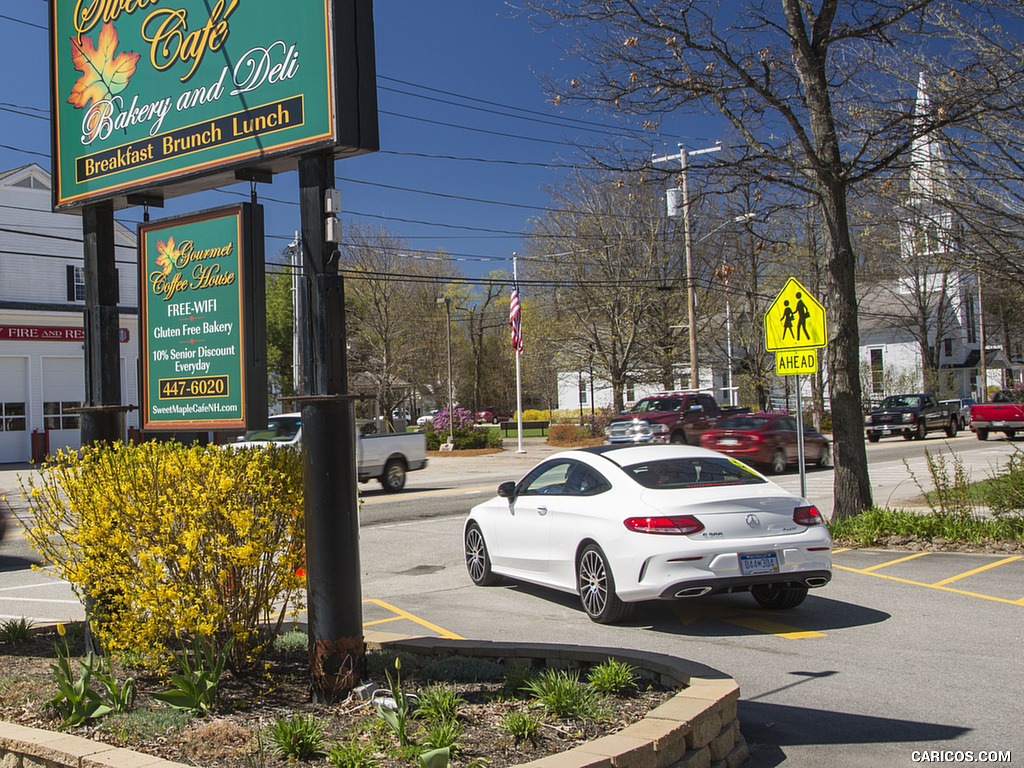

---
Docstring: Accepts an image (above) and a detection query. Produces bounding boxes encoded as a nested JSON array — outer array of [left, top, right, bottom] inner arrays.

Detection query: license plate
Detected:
[[993, 421, 1006, 427], [740, 552, 780, 575], [721, 438, 739, 445]]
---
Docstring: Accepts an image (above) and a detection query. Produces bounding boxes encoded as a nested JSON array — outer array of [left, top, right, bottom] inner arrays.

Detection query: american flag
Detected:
[[509, 283, 523, 355]]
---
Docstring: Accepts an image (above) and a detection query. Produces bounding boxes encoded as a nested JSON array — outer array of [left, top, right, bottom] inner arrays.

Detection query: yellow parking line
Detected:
[[364, 598, 464, 639], [726, 618, 826, 639], [364, 616, 404, 627], [831, 548, 852, 554], [833, 564, 1024, 605], [929, 556, 1022, 587], [860, 552, 930, 572]]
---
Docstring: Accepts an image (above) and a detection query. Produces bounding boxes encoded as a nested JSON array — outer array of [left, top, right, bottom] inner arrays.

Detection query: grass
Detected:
[[827, 507, 1024, 548]]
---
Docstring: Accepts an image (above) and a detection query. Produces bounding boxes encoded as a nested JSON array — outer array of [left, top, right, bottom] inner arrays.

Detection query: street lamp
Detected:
[[436, 297, 454, 447]]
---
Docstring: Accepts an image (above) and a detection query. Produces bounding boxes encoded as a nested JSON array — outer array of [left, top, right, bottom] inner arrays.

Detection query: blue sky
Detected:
[[0, 1, 724, 278]]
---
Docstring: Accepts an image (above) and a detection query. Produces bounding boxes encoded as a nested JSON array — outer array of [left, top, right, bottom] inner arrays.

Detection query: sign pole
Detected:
[[795, 375, 806, 499], [298, 152, 363, 702]]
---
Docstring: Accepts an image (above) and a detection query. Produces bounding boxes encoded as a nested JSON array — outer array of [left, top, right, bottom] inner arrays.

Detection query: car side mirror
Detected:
[[497, 481, 516, 498]]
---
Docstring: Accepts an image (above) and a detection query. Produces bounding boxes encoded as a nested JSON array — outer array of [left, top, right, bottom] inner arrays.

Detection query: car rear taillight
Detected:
[[624, 515, 705, 535], [793, 505, 824, 526]]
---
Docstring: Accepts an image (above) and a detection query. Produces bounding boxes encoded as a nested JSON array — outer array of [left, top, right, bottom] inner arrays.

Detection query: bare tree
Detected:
[[528, 171, 670, 411], [526, 0, 1024, 518], [341, 225, 456, 430]]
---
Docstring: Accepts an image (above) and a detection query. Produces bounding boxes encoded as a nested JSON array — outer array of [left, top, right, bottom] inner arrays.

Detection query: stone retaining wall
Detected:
[[0, 630, 748, 768]]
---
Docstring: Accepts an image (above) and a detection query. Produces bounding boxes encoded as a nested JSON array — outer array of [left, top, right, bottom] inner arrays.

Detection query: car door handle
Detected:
[[537, 506, 548, 515]]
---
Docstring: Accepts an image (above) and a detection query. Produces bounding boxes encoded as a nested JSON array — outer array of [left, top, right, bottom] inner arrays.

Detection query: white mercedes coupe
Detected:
[[464, 444, 832, 623]]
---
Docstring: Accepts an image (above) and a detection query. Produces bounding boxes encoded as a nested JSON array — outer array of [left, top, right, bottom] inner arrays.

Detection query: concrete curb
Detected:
[[0, 629, 748, 768]]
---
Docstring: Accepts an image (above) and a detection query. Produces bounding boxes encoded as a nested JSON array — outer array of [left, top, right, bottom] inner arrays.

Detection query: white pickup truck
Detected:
[[233, 413, 428, 492]]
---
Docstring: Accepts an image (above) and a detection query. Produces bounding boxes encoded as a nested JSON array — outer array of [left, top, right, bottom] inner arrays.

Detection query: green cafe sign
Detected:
[[139, 204, 265, 431], [49, 0, 377, 210]]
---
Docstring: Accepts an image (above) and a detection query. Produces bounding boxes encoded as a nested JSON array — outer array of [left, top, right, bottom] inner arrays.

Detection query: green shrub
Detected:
[[327, 737, 377, 768], [587, 659, 638, 696], [421, 717, 464, 754], [502, 710, 541, 743], [415, 685, 465, 722], [499, 662, 538, 698], [267, 714, 326, 761], [20, 442, 305, 671], [273, 630, 308, 652], [0, 617, 34, 646], [523, 669, 601, 719]]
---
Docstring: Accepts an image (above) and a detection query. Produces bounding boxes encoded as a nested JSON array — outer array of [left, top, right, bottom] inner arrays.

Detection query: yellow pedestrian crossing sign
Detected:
[[764, 277, 827, 352]]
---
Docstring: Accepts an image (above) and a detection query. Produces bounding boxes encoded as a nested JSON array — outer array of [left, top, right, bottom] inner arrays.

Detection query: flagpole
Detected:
[[513, 254, 526, 453]]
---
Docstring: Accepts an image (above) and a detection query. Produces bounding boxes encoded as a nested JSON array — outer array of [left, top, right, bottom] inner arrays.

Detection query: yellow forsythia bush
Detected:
[[522, 409, 550, 421], [21, 441, 305, 671]]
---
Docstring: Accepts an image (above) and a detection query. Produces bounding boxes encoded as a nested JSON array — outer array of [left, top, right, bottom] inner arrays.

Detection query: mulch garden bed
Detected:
[[0, 627, 675, 768]]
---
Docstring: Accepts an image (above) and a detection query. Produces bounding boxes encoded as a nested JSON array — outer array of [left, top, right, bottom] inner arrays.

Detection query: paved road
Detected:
[[1, 434, 1021, 767]]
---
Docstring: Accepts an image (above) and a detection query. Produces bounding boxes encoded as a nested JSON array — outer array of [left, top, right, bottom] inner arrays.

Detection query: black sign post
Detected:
[[297, 152, 363, 702]]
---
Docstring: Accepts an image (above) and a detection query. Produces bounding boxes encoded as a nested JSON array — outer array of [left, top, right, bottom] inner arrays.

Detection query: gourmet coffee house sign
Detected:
[[50, 0, 378, 209], [50, 0, 377, 430], [138, 205, 265, 431]]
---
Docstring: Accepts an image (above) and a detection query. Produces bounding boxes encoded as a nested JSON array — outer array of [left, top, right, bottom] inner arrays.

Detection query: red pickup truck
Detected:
[[970, 388, 1024, 440], [604, 390, 744, 445]]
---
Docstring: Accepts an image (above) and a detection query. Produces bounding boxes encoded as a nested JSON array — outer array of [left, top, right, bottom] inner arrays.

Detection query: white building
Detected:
[[857, 75, 1019, 403], [0, 164, 140, 463]]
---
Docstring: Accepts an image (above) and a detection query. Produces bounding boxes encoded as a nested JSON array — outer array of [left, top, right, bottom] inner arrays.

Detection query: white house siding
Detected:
[[0, 165, 140, 463]]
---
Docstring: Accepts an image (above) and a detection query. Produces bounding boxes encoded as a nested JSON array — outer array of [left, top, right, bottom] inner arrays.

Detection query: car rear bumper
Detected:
[[614, 539, 832, 602], [970, 420, 1024, 430], [656, 570, 832, 599]]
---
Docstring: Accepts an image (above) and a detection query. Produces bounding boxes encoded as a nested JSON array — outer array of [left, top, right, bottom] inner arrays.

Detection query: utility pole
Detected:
[[653, 143, 721, 390], [436, 297, 454, 447]]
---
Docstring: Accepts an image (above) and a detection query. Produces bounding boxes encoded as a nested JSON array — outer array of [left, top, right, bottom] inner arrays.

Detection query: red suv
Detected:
[[476, 407, 512, 424]]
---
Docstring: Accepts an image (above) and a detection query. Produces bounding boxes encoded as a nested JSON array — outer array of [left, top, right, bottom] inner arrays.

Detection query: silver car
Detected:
[[940, 398, 976, 431]]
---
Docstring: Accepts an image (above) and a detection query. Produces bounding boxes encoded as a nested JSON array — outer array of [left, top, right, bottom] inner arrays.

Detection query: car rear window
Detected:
[[716, 416, 771, 430], [624, 457, 766, 489], [631, 398, 682, 413]]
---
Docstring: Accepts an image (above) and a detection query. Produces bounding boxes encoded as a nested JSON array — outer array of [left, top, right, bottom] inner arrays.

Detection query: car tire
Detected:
[[769, 449, 787, 475], [1006, 431, 1016, 439], [464, 523, 501, 586], [669, 431, 687, 445], [977, 428, 989, 441], [492, 417, 499, 424], [751, 583, 809, 610], [902, 431, 914, 440], [945, 418, 957, 438], [817, 443, 833, 469], [380, 459, 407, 492], [577, 544, 632, 624], [916, 422, 927, 440], [867, 434, 880, 443]]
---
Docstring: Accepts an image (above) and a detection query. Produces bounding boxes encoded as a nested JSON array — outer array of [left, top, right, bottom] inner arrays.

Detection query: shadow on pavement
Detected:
[[0, 553, 43, 573], [740, 698, 969, 767], [492, 584, 888, 637]]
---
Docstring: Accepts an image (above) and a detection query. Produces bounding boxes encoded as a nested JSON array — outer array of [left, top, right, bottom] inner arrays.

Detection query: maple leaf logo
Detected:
[[155, 238, 179, 276], [68, 22, 140, 110]]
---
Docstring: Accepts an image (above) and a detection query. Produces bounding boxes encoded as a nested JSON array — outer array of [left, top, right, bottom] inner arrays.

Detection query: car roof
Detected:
[[567, 443, 728, 468]]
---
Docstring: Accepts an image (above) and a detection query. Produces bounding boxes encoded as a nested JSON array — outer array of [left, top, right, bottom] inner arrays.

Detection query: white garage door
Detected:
[[42, 357, 85, 455], [0, 357, 29, 463]]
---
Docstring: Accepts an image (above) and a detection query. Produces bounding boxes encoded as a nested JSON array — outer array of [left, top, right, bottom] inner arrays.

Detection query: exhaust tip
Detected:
[[805, 577, 829, 588], [675, 586, 713, 598]]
